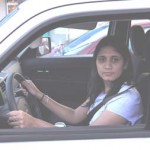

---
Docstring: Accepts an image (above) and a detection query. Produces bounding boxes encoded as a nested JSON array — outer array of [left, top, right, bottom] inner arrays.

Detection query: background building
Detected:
[[0, 0, 25, 20]]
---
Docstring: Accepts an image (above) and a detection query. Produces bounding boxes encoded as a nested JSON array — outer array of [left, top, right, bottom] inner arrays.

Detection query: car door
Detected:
[[18, 20, 124, 124], [20, 55, 93, 123], [1, 0, 150, 148]]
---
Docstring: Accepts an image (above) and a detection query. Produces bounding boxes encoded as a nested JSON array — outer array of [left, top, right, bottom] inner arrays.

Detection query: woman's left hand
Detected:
[[21, 80, 43, 100]]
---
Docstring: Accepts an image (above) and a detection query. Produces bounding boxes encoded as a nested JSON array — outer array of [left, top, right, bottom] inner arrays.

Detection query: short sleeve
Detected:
[[105, 88, 143, 125]]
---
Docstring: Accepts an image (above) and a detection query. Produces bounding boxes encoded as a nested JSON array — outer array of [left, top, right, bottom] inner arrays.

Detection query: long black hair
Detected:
[[87, 36, 134, 105]]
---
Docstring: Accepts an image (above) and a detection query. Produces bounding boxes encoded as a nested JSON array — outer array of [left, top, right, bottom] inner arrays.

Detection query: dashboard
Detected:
[[0, 72, 7, 107], [0, 72, 9, 128]]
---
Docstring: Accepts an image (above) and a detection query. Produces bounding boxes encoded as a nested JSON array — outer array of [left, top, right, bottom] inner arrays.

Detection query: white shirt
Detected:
[[88, 83, 144, 126]]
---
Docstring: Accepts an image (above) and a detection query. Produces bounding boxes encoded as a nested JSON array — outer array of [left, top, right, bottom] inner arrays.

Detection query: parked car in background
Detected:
[[1, 0, 150, 149]]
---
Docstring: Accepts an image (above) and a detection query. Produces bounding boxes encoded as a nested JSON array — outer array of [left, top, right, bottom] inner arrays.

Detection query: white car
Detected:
[[0, 0, 150, 149]]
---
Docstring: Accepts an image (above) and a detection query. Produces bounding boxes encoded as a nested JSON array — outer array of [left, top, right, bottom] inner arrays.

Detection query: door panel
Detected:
[[20, 56, 92, 123]]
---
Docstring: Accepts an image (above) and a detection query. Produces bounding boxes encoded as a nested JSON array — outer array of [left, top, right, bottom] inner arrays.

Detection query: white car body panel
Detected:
[[0, 0, 150, 147], [1, 0, 150, 55], [1, 0, 150, 41], [1, 138, 150, 150]]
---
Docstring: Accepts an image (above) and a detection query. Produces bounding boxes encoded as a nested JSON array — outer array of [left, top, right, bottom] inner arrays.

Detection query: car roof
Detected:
[[0, 0, 150, 43], [13, 0, 150, 16], [0, 0, 105, 42]]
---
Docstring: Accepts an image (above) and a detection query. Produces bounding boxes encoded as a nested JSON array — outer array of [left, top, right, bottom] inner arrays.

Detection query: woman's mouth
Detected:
[[103, 72, 113, 76]]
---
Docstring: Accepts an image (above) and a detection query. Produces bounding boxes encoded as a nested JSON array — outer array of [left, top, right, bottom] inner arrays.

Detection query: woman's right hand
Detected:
[[21, 80, 43, 100], [7, 110, 54, 128]]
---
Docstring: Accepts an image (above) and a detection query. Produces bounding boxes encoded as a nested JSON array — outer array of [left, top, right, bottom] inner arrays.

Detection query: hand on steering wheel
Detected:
[[6, 73, 43, 119]]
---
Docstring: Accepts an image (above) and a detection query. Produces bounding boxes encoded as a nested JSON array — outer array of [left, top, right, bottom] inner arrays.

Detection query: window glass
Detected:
[[131, 19, 150, 32], [129, 19, 150, 53], [35, 21, 109, 57]]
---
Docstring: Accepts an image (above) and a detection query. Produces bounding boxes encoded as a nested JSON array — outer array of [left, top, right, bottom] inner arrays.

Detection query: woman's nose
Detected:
[[104, 60, 112, 68]]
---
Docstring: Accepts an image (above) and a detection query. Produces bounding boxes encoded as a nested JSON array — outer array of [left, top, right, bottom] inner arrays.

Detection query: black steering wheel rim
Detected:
[[6, 72, 43, 119], [6, 72, 19, 111]]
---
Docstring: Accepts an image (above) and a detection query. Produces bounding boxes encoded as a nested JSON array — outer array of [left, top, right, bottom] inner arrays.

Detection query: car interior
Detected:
[[0, 16, 150, 129]]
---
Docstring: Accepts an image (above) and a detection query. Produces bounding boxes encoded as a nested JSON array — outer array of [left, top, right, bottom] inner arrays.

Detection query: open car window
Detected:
[[36, 21, 109, 57]]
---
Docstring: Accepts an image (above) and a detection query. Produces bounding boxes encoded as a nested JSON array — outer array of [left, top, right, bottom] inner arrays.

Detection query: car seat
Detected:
[[132, 28, 150, 128], [136, 72, 150, 125]]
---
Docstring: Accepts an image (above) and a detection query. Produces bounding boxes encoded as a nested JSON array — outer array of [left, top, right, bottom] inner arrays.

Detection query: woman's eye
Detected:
[[97, 56, 121, 64], [97, 57, 105, 63], [111, 57, 120, 63]]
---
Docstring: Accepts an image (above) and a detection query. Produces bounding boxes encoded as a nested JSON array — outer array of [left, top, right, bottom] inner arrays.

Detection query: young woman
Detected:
[[7, 36, 143, 128]]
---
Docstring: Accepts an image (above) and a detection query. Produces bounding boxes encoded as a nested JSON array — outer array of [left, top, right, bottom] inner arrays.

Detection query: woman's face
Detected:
[[96, 46, 125, 84]]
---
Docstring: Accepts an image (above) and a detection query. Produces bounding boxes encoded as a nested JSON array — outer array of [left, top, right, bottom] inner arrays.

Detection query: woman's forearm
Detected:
[[22, 80, 85, 124], [31, 117, 54, 128], [39, 94, 79, 124]]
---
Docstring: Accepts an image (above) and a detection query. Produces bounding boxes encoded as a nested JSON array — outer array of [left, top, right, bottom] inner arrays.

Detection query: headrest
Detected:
[[144, 30, 150, 62], [130, 25, 145, 57]]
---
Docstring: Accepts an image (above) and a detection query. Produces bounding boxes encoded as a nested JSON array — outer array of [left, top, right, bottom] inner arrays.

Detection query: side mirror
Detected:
[[38, 37, 51, 56]]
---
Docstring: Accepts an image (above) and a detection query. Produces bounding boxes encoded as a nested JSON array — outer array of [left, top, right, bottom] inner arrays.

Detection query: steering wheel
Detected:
[[6, 72, 43, 119]]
